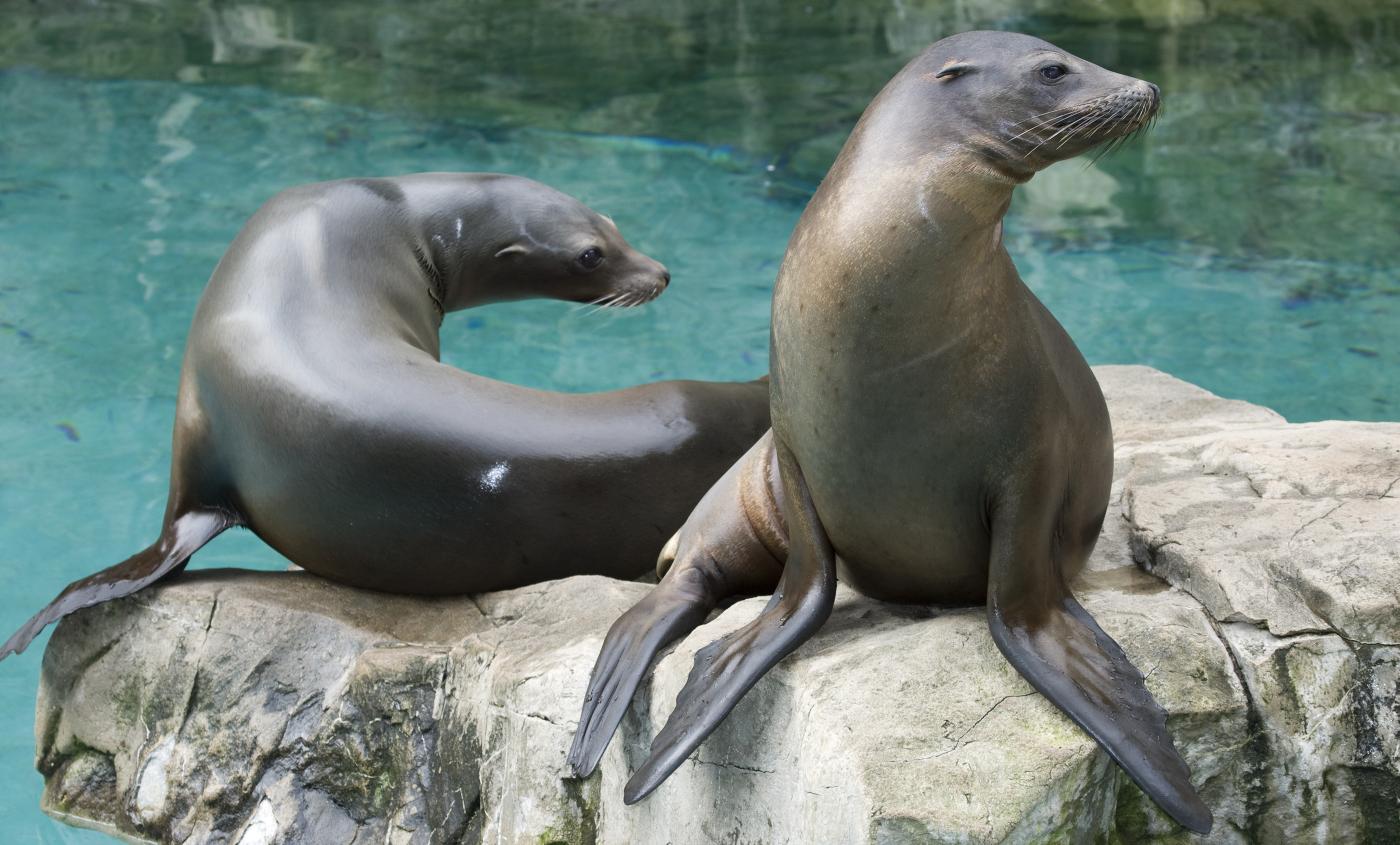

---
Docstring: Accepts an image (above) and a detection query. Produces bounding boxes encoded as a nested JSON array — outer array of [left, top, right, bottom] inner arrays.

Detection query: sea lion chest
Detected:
[[771, 215, 1046, 604]]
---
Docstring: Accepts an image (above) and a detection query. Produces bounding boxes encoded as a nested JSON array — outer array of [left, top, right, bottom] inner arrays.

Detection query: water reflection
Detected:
[[6, 0, 1397, 267]]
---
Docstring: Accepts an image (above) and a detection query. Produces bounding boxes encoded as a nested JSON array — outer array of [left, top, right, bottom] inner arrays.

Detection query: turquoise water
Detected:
[[0, 71, 792, 841], [1, 4, 1397, 841]]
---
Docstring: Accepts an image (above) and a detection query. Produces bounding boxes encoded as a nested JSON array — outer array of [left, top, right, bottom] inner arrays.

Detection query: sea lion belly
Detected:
[[771, 228, 1021, 604]]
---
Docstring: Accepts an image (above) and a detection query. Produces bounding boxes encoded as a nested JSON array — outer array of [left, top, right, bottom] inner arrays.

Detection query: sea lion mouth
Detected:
[[1007, 82, 1160, 162]]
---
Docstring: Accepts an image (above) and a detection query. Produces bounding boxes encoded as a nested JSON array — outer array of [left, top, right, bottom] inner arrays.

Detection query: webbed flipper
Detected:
[[986, 506, 1212, 833], [569, 432, 785, 778], [568, 566, 727, 779], [622, 437, 834, 803], [0, 509, 233, 662]]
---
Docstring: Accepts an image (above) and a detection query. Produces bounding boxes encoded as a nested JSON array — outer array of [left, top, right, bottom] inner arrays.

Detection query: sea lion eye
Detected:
[[1039, 64, 1068, 82], [578, 247, 604, 270]]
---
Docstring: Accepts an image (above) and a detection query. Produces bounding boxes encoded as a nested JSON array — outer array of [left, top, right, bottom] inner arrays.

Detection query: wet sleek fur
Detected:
[[569, 32, 1211, 833], [1, 173, 770, 661]]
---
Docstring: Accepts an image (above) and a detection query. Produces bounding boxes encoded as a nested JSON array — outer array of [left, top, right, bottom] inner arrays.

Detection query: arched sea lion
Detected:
[[0, 173, 770, 660], [569, 32, 1212, 833]]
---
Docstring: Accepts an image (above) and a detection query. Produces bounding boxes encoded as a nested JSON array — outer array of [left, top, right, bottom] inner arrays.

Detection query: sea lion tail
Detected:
[[985, 509, 1213, 834], [0, 509, 233, 663]]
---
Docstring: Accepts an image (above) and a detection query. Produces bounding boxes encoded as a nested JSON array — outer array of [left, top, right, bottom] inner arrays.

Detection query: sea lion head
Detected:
[[476, 181, 671, 310], [912, 31, 1159, 178]]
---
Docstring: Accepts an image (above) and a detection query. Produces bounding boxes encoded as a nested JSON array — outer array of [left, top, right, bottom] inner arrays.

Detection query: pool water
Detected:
[[1, 2, 1396, 841], [0, 71, 793, 842]]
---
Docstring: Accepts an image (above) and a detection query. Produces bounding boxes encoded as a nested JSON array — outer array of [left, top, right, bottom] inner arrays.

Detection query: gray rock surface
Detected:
[[35, 366, 1400, 843]]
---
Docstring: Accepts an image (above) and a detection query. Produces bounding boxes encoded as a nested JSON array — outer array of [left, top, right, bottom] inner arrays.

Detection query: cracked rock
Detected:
[[35, 367, 1400, 842]]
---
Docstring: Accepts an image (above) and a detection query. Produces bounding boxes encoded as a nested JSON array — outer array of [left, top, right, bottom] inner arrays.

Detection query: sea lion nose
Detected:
[[1146, 81, 1161, 106], [659, 269, 671, 288]]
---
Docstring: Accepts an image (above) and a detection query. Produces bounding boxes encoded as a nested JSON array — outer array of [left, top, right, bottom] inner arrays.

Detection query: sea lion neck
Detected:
[[400, 177, 511, 314], [387, 177, 538, 356], [825, 110, 1019, 252], [812, 138, 1017, 271]]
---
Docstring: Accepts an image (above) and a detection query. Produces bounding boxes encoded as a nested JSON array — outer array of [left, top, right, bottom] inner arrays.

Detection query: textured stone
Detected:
[[35, 366, 1400, 842], [1124, 417, 1400, 643]]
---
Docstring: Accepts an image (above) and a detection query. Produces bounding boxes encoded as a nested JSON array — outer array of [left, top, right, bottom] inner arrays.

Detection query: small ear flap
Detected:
[[935, 61, 972, 80], [494, 244, 528, 260]]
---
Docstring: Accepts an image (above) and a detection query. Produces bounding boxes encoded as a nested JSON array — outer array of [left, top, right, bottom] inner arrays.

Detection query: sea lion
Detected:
[[569, 32, 1212, 833], [0, 173, 770, 660]]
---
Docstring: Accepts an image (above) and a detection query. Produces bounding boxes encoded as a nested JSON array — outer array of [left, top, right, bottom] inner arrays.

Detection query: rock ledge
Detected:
[[36, 366, 1400, 843]]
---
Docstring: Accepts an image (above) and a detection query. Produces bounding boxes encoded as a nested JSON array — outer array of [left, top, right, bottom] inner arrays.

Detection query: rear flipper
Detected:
[[569, 431, 785, 778], [0, 509, 233, 662], [622, 436, 835, 804], [987, 503, 1213, 834]]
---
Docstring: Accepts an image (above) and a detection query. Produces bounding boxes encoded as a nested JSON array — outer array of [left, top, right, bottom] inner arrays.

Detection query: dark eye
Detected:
[[578, 247, 604, 270], [1039, 64, 1068, 82]]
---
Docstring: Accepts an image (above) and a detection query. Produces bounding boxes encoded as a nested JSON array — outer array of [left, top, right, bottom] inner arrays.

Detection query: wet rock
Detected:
[[35, 367, 1400, 842]]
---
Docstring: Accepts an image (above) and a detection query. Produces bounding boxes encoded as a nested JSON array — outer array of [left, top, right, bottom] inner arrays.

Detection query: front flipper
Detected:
[[569, 432, 785, 778], [623, 437, 835, 804], [986, 505, 1213, 833], [0, 509, 233, 662]]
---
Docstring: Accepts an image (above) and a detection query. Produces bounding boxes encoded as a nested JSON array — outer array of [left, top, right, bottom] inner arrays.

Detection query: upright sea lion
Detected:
[[0, 173, 770, 660], [569, 32, 1212, 832]]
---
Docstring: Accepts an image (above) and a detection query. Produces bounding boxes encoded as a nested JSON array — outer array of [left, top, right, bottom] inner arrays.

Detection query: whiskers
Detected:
[[1085, 99, 1159, 167], [1006, 87, 1158, 163], [1006, 99, 1107, 144], [568, 288, 663, 319]]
